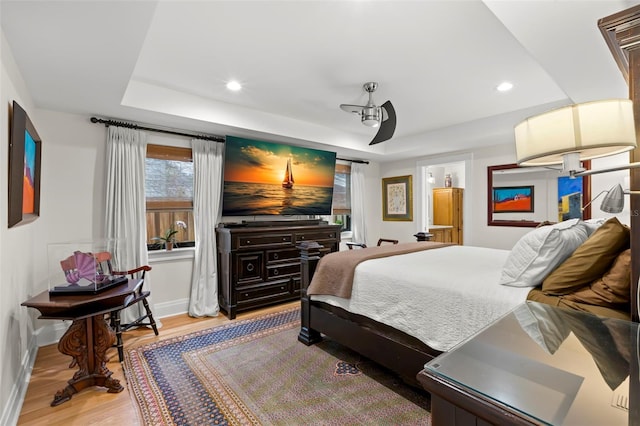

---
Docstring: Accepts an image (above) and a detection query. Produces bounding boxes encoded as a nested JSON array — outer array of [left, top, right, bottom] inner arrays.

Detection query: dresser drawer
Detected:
[[292, 276, 301, 293], [267, 262, 300, 279], [294, 229, 339, 243], [234, 233, 293, 249], [233, 252, 264, 284], [236, 279, 291, 302], [266, 247, 300, 263]]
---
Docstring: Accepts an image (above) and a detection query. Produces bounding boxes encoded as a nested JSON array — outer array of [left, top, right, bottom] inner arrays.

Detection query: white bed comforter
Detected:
[[311, 245, 533, 352]]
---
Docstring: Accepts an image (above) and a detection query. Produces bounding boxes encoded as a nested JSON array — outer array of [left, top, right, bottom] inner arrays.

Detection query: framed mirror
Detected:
[[487, 163, 591, 227]]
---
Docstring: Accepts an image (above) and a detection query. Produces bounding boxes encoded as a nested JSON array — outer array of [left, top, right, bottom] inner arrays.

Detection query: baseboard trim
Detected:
[[36, 320, 71, 347], [1, 334, 38, 426], [153, 297, 190, 319]]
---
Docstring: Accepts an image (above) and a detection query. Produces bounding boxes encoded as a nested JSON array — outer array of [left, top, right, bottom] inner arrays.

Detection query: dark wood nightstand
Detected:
[[418, 301, 639, 425]]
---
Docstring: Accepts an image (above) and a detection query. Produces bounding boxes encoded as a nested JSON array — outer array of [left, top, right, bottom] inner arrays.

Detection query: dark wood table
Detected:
[[22, 279, 142, 406], [418, 301, 639, 425]]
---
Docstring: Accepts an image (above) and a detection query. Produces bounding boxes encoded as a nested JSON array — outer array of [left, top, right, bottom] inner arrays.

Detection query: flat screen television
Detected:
[[222, 136, 337, 216]]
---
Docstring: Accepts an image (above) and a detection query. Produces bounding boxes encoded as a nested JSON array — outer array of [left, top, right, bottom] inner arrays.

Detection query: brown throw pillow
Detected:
[[564, 249, 631, 308], [542, 217, 630, 295]]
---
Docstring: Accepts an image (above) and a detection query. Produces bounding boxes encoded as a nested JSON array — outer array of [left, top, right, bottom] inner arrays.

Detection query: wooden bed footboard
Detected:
[[297, 242, 441, 387]]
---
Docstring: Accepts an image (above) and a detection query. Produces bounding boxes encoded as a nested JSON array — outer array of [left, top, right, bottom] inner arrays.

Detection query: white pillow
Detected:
[[584, 218, 606, 236], [499, 219, 590, 287]]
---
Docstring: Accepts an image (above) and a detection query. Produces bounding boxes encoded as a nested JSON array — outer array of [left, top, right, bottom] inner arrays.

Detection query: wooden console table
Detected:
[[22, 279, 142, 406]]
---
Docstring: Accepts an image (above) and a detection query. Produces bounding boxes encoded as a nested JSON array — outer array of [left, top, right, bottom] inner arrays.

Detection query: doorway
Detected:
[[416, 153, 472, 244]]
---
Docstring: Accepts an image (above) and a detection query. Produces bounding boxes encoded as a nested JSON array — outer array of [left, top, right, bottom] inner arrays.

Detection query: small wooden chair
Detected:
[[346, 238, 399, 249], [94, 252, 159, 362]]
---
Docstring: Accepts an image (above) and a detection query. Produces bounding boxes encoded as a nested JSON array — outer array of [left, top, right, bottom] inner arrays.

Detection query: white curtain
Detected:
[[350, 163, 368, 245], [188, 139, 224, 317], [105, 126, 159, 325]]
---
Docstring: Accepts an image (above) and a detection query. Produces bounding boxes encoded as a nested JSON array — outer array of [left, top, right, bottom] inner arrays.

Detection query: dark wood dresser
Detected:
[[216, 220, 341, 319]]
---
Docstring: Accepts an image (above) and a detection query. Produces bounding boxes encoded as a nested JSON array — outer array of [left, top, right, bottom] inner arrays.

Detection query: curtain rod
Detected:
[[336, 157, 369, 164], [90, 117, 225, 143], [91, 117, 369, 163]]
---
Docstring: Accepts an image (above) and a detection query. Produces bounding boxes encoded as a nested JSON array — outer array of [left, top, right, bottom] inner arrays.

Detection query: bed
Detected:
[[297, 217, 635, 386]]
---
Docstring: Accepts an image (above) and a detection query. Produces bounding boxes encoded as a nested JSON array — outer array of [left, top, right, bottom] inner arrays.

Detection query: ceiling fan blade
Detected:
[[340, 104, 365, 114], [369, 101, 396, 145]]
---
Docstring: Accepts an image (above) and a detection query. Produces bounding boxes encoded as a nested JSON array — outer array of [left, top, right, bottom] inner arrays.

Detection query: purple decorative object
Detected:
[[62, 251, 98, 285]]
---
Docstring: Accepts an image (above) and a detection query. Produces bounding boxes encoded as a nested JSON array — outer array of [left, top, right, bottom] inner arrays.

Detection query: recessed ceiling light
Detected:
[[496, 81, 513, 92], [226, 81, 242, 91]]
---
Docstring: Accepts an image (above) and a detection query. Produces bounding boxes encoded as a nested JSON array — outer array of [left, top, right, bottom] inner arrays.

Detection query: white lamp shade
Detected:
[[515, 99, 637, 166]]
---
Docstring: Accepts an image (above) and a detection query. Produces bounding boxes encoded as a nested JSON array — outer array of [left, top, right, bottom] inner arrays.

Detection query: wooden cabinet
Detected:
[[432, 188, 463, 245], [216, 220, 341, 319], [428, 226, 452, 243]]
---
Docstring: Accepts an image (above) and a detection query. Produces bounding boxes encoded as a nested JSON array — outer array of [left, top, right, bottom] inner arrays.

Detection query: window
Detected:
[[332, 163, 351, 231], [145, 144, 195, 249]]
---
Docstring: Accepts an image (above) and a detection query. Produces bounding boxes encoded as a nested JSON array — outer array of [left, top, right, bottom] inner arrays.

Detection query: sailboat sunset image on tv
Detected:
[[282, 157, 294, 189], [222, 136, 337, 216]]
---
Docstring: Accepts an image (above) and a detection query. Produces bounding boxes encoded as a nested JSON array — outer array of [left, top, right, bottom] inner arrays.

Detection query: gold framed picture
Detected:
[[382, 175, 413, 221]]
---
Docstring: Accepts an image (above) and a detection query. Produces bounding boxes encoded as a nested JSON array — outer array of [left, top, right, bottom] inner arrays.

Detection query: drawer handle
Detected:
[[282, 237, 287, 241], [273, 253, 279, 260], [246, 240, 251, 244], [244, 293, 249, 297], [273, 269, 279, 276], [246, 263, 254, 272], [301, 236, 305, 240], [280, 286, 285, 290]]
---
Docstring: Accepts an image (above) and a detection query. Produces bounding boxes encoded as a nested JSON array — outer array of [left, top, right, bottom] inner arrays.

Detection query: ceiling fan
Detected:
[[340, 82, 396, 145]]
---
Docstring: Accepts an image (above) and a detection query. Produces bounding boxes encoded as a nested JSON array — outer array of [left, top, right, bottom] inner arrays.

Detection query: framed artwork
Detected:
[[8, 101, 42, 228], [492, 186, 534, 213], [382, 175, 413, 221], [557, 176, 584, 221]]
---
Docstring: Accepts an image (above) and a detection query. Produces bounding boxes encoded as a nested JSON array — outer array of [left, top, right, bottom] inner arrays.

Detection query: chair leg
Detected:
[[112, 311, 124, 362], [142, 298, 159, 336]]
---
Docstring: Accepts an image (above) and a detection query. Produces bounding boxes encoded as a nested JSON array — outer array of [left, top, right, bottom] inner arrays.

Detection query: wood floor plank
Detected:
[[17, 302, 299, 425]]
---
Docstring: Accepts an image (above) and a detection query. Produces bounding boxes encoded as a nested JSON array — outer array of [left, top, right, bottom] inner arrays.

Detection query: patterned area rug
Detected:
[[124, 307, 431, 425]]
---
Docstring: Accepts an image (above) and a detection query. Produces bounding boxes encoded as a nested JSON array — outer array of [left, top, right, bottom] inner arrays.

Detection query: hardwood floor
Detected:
[[17, 301, 299, 426]]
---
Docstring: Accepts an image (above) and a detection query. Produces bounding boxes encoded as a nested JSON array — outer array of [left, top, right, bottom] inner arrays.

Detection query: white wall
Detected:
[[378, 160, 420, 243], [1, 28, 45, 426]]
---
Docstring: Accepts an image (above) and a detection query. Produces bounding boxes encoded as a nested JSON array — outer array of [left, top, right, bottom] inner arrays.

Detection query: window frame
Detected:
[[145, 144, 195, 250], [332, 163, 351, 231], [332, 163, 351, 215]]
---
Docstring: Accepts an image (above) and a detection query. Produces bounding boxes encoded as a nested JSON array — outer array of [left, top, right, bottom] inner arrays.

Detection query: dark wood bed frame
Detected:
[[297, 5, 640, 389], [297, 242, 442, 386]]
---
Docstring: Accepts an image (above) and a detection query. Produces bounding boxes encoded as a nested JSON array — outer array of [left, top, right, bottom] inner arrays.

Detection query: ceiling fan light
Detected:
[[362, 118, 380, 127], [362, 107, 381, 127]]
